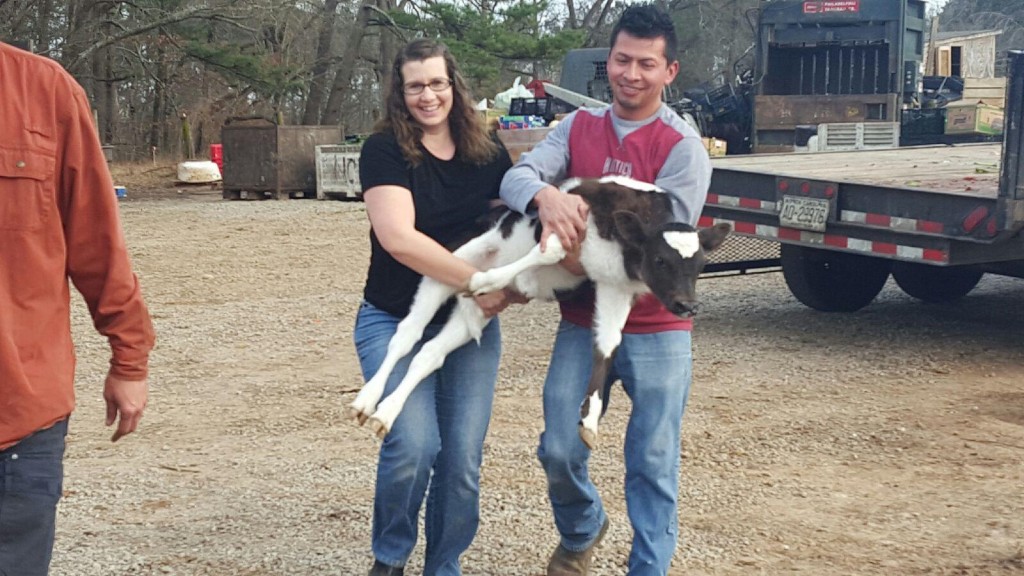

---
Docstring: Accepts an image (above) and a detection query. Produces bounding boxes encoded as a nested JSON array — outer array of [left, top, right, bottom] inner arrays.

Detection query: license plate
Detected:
[[780, 195, 829, 232]]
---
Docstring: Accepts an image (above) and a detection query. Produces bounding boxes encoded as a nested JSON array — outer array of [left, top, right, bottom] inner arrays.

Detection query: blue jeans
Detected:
[[354, 301, 501, 576], [538, 320, 692, 576], [0, 419, 68, 576]]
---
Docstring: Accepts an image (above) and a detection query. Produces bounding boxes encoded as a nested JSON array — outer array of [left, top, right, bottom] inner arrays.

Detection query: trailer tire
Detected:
[[891, 263, 983, 303], [781, 245, 891, 312]]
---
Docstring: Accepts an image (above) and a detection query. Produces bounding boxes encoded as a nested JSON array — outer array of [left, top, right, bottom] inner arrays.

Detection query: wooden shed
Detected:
[[926, 29, 1001, 79], [924, 29, 1005, 108]]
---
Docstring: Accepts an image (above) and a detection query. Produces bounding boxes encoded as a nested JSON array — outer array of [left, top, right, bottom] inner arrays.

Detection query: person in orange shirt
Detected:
[[0, 41, 156, 575]]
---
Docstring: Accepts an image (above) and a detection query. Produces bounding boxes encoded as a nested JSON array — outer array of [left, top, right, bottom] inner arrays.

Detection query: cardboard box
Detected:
[[496, 127, 553, 163], [702, 137, 728, 157], [498, 115, 547, 130], [944, 102, 1004, 136], [963, 77, 1007, 108], [478, 108, 505, 131]]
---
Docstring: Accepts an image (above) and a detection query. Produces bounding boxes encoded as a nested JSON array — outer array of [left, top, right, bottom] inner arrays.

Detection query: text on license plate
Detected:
[[779, 195, 829, 232]]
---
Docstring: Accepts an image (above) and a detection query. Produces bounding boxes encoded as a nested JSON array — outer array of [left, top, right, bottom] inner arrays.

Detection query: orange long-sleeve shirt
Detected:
[[0, 42, 155, 448]]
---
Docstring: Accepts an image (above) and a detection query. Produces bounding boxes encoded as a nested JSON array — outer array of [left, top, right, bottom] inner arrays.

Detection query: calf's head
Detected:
[[613, 212, 731, 317]]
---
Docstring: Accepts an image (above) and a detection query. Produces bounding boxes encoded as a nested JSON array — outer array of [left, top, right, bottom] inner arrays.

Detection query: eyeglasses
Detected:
[[403, 78, 453, 95]]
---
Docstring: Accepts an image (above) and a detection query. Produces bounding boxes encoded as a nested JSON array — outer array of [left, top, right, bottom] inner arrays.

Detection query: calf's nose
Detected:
[[670, 300, 700, 318]]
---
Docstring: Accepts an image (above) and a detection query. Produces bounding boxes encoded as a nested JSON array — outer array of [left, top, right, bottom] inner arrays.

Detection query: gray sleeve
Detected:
[[657, 135, 712, 227], [499, 113, 577, 215]]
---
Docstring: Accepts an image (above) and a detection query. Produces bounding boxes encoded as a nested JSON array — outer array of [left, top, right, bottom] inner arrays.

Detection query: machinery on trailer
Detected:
[[699, 50, 1024, 312], [751, 0, 928, 153]]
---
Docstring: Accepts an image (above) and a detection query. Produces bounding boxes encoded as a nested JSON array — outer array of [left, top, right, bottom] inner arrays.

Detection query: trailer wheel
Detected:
[[781, 245, 891, 312], [891, 263, 983, 303]]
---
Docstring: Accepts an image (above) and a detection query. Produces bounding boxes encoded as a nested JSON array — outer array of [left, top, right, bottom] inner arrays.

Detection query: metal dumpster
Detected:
[[221, 119, 343, 199]]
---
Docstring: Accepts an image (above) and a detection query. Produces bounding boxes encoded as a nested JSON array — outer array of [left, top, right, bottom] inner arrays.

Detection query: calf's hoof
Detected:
[[471, 282, 507, 297], [578, 423, 598, 450], [537, 246, 567, 266], [468, 271, 503, 296], [347, 405, 370, 426], [368, 417, 390, 440]]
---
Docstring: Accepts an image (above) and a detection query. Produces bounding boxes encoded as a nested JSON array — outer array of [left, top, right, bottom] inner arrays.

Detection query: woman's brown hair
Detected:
[[376, 39, 498, 166]]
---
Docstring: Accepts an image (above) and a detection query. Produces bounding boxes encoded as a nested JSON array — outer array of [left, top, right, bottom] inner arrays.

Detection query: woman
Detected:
[[354, 39, 515, 576]]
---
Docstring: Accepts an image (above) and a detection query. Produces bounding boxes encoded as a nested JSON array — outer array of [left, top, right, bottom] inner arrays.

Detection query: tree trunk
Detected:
[[64, 0, 97, 88], [90, 47, 105, 135], [302, 0, 341, 125], [102, 31, 116, 144], [181, 113, 193, 160], [566, 0, 578, 28], [374, 0, 400, 113], [320, 0, 375, 126], [150, 31, 167, 150], [581, 0, 615, 45], [35, 0, 53, 51]]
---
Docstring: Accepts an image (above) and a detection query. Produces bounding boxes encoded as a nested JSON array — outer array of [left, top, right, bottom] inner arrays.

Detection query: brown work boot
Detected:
[[546, 518, 610, 576], [368, 560, 404, 576]]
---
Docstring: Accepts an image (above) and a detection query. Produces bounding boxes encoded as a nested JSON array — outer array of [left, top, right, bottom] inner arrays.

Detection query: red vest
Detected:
[[561, 109, 692, 333]]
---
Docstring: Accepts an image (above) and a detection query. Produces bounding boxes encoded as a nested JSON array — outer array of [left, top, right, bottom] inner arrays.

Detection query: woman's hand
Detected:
[[473, 288, 530, 318]]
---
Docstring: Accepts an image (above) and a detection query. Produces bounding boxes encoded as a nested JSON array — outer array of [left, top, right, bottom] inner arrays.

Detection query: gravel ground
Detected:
[[50, 179, 1024, 575]]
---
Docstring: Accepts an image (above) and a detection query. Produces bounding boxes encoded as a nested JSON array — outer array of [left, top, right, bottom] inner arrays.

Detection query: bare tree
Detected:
[[302, 0, 342, 125], [320, 0, 401, 127], [941, 0, 1024, 74]]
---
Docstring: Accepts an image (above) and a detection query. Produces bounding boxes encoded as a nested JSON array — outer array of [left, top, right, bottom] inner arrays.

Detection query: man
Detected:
[[499, 4, 712, 575], [0, 41, 155, 575]]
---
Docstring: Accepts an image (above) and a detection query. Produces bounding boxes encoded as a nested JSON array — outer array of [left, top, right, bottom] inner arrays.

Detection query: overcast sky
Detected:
[[927, 0, 949, 13]]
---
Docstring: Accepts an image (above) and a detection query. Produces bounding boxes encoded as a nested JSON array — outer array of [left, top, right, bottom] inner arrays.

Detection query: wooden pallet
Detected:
[[222, 189, 316, 200]]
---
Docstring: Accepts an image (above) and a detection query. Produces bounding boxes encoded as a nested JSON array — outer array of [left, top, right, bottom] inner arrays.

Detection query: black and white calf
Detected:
[[349, 176, 730, 448]]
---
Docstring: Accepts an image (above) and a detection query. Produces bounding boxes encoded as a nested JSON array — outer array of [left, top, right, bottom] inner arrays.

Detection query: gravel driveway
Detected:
[[50, 186, 1024, 575]]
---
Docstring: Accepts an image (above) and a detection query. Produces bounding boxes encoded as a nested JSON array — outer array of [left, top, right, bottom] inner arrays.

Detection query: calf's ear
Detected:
[[612, 210, 648, 246], [699, 222, 731, 251]]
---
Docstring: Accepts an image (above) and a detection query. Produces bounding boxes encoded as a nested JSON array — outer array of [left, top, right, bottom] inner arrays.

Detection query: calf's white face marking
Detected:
[[597, 175, 664, 193], [663, 231, 700, 258], [559, 178, 583, 192]]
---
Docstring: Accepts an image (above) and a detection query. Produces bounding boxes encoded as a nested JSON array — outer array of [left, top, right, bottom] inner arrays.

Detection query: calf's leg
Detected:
[[350, 278, 456, 424], [350, 224, 506, 425], [369, 298, 488, 438], [468, 234, 567, 296], [578, 284, 634, 449]]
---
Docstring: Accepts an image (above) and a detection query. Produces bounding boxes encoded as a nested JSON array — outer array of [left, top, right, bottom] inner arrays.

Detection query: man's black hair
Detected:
[[610, 3, 679, 64]]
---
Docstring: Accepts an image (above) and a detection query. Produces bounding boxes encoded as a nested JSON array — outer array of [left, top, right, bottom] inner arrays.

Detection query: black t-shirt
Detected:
[[359, 130, 512, 318]]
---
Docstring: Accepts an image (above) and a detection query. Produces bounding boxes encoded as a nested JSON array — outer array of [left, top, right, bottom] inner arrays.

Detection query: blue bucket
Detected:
[[114, 185, 127, 199]]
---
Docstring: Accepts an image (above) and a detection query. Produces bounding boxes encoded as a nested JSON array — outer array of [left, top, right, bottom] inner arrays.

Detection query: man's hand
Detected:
[[559, 244, 587, 276], [534, 185, 589, 253], [103, 373, 148, 442]]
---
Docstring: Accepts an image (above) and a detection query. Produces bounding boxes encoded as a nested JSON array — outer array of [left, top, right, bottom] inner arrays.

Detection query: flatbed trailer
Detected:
[[697, 51, 1024, 312]]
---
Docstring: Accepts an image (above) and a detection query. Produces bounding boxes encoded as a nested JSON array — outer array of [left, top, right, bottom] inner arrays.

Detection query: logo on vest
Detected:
[[602, 158, 633, 178]]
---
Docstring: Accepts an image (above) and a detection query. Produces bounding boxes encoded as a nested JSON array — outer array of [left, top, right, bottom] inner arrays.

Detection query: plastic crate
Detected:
[[901, 109, 946, 137]]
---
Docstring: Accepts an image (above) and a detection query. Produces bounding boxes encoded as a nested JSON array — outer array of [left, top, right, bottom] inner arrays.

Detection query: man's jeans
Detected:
[[354, 301, 501, 576], [0, 419, 68, 576], [538, 320, 692, 576]]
